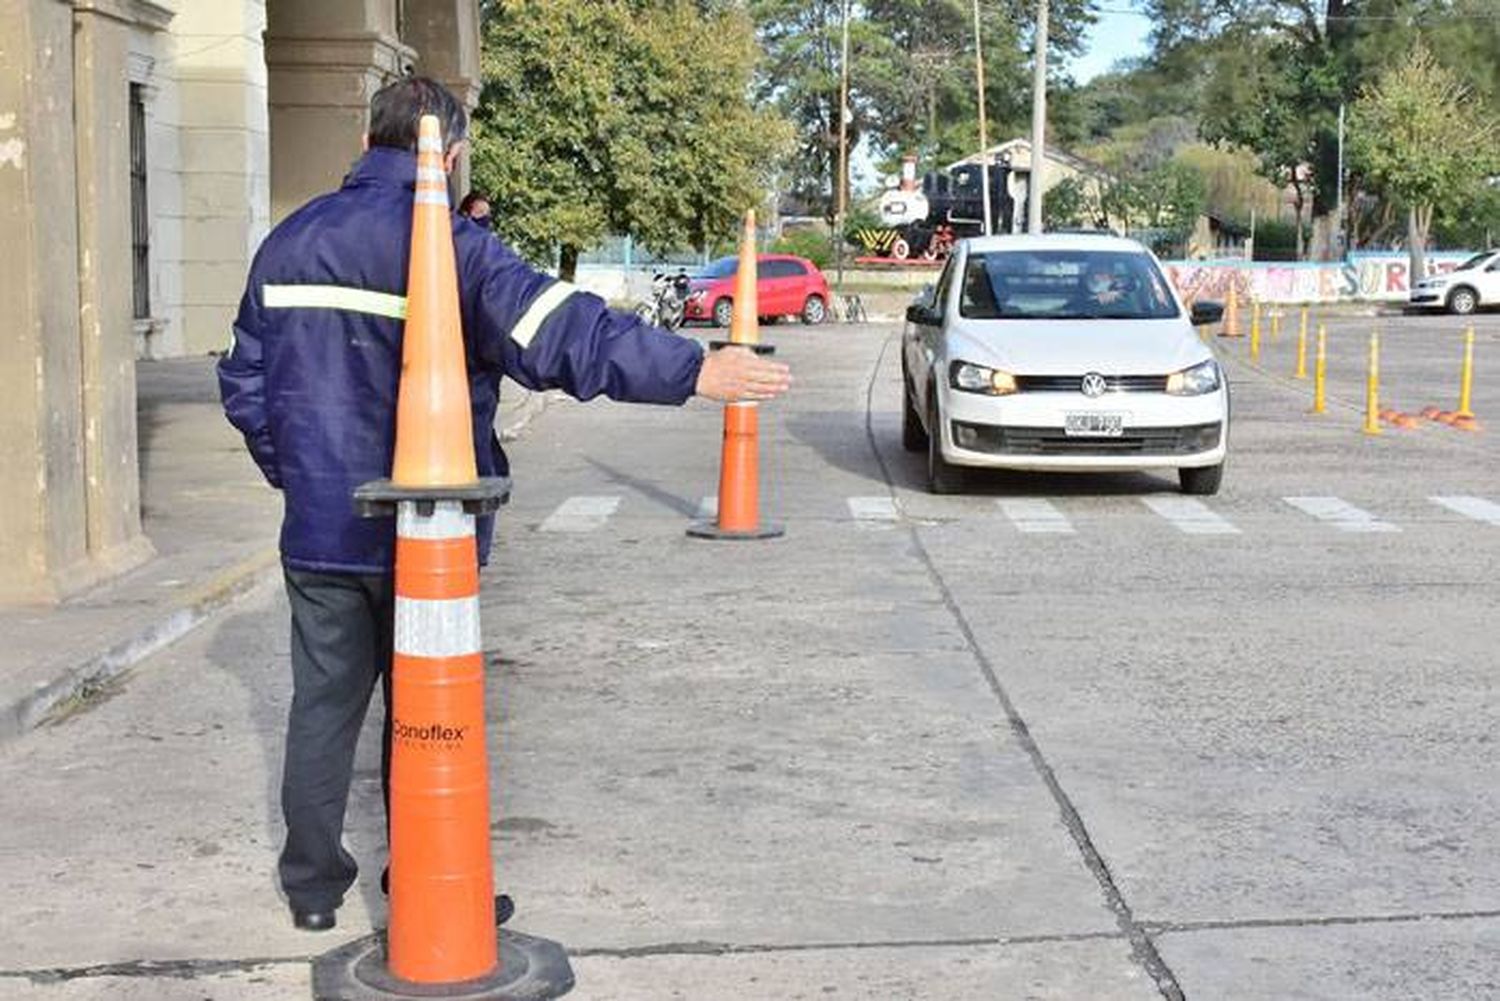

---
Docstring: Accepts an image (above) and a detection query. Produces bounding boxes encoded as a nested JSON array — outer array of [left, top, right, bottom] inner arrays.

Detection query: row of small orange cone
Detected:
[[1419, 406, 1481, 432], [1374, 406, 1481, 432]]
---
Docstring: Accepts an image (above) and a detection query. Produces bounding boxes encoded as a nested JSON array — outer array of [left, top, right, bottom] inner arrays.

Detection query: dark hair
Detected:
[[367, 76, 467, 152], [458, 192, 491, 217]]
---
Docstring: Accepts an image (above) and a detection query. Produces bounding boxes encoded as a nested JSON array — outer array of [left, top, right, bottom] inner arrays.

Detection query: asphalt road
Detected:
[[2, 312, 1499, 999]]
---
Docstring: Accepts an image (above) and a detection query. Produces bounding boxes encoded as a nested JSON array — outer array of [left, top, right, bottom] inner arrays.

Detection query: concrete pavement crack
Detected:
[[1143, 906, 1500, 936], [863, 329, 1188, 1001], [569, 929, 1127, 960], [1, 956, 304, 984]]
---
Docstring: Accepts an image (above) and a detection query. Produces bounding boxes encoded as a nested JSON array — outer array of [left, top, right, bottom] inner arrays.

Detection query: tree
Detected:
[[1349, 44, 1500, 278], [751, 0, 1096, 218], [1197, 28, 1337, 259], [1139, 0, 1500, 256], [471, 0, 790, 279]]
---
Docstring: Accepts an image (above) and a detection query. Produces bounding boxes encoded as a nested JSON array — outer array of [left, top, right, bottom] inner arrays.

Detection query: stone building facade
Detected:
[[0, 0, 482, 603]]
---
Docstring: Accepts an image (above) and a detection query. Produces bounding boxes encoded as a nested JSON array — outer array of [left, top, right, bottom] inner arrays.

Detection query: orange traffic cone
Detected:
[[689, 209, 784, 541], [327, 115, 572, 1001], [1219, 282, 1242, 338]]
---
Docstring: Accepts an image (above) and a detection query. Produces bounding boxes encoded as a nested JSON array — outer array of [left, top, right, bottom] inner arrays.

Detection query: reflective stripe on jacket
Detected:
[[217, 146, 704, 574]]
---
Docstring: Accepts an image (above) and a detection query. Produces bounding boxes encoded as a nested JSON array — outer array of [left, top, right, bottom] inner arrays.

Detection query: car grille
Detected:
[[1014, 374, 1170, 393], [952, 421, 1222, 456]]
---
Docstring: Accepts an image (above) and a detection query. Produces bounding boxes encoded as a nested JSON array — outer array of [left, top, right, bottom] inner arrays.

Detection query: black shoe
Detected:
[[292, 907, 337, 932]]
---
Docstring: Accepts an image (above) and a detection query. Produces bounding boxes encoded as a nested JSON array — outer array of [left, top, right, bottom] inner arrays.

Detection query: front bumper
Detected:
[[1408, 291, 1444, 307], [938, 385, 1229, 471]]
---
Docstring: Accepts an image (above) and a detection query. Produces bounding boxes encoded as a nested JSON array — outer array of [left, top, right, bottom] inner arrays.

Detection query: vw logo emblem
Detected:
[[1080, 372, 1108, 398]]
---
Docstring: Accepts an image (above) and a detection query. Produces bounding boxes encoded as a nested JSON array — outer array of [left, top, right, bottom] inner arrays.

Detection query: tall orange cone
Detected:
[[1219, 281, 1241, 338], [689, 209, 784, 541], [321, 115, 573, 1001]]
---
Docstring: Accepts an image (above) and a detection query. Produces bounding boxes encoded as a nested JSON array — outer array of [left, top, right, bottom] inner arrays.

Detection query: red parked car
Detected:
[[683, 253, 831, 326]]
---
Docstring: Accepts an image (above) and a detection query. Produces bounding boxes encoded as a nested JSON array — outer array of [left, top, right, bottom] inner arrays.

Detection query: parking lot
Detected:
[[3, 311, 1499, 999]]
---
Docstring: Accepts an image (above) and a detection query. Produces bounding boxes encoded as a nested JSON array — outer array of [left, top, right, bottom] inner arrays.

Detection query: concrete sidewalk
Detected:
[[0, 356, 547, 745]]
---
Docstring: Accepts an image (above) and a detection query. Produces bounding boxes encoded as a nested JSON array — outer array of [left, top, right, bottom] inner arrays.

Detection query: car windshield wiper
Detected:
[[1025, 312, 1144, 320]]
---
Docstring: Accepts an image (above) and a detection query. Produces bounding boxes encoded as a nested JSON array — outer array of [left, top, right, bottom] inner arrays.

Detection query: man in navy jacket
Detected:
[[218, 77, 789, 932]]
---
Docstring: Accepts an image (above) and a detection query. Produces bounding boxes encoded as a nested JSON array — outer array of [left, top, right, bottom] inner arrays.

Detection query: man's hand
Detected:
[[695, 345, 792, 402]]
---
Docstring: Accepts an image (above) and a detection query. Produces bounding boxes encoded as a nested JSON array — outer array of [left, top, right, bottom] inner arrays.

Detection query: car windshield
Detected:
[[1453, 252, 1495, 272], [696, 257, 737, 280], [959, 250, 1181, 321]]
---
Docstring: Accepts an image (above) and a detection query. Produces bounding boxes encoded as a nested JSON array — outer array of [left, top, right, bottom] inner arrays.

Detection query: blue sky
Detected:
[[1066, 5, 1154, 83]]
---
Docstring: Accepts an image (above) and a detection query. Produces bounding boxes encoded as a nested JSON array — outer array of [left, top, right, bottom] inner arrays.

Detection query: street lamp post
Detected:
[[973, 0, 992, 236], [1028, 0, 1048, 235], [836, 0, 851, 288]]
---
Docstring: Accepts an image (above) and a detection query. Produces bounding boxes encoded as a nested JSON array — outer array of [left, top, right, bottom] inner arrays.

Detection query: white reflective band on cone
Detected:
[[395, 596, 482, 659], [414, 190, 448, 206], [398, 501, 474, 540]]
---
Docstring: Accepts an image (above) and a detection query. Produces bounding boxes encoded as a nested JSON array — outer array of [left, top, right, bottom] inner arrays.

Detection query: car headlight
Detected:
[[1418, 278, 1448, 290], [1165, 359, 1221, 396], [686, 290, 704, 304], [949, 360, 1018, 395]]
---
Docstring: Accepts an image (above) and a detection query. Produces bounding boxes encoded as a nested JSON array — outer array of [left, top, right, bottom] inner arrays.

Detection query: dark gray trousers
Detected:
[[280, 568, 393, 911]]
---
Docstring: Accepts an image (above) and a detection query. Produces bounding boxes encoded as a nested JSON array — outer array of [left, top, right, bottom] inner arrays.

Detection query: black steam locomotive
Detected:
[[853, 159, 1020, 262]]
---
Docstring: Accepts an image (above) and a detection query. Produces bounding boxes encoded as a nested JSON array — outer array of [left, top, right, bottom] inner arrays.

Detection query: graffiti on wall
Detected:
[[1163, 253, 1476, 304]]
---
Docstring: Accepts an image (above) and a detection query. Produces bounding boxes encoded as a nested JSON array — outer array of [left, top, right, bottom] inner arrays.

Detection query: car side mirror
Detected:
[[907, 285, 939, 324], [1190, 301, 1225, 326]]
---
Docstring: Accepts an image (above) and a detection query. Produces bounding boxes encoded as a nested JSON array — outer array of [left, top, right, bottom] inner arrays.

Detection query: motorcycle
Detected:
[[634, 270, 691, 330]]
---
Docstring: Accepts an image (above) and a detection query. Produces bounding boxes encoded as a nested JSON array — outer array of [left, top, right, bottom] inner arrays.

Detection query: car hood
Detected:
[[942, 316, 1209, 374]]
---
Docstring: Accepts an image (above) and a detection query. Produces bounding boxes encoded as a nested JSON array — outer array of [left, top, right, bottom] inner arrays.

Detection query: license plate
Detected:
[[1064, 412, 1125, 437]]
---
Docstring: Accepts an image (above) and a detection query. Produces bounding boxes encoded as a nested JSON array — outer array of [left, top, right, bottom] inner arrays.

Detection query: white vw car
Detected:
[[1409, 249, 1500, 315], [902, 234, 1229, 494]]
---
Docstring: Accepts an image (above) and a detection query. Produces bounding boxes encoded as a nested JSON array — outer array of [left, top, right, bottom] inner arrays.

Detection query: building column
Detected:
[[265, 0, 412, 223], [0, 0, 91, 602], [400, 0, 481, 194], [72, 0, 170, 579], [172, 0, 270, 356]]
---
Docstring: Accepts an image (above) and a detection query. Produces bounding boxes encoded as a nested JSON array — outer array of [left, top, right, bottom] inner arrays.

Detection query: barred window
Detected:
[[129, 83, 149, 320]]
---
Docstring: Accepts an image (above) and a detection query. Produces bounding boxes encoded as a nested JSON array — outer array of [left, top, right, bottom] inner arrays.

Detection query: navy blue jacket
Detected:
[[218, 147, 704, 574]]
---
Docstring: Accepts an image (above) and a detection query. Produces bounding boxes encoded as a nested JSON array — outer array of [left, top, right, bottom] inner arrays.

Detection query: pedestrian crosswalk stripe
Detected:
[[1141, 496, 1240, 535], [1430, 495, 1500, 525], [1283, 496, 1398, 533], [540, 496, 621, 533], [997, 498, 1075, 534], [848, 496, 899, 524]]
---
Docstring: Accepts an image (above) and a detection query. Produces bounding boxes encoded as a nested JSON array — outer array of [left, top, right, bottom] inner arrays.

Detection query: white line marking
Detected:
[[1431, 496, 1500, 525], [848, 496, 899, 525], [1141, 496, 1240, 535], [997, 498, 1075, 534], [1284, 496, 1399, 533], [540, 496, 621, 533]]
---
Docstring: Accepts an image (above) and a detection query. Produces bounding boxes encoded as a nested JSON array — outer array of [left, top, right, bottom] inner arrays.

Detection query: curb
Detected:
[[0, 549, 281, 746]]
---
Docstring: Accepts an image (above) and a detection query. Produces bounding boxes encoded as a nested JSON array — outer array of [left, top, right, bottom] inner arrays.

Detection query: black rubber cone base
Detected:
[[312, 929, 573, 1000], [686, 520, 785, 540]]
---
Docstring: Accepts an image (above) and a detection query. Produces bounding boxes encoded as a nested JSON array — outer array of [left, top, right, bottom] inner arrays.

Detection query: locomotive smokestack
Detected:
[[900, 155, 918, 192]]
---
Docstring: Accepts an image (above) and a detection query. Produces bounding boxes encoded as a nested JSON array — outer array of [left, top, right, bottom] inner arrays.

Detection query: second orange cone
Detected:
[[689, 210, 783, 541]]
